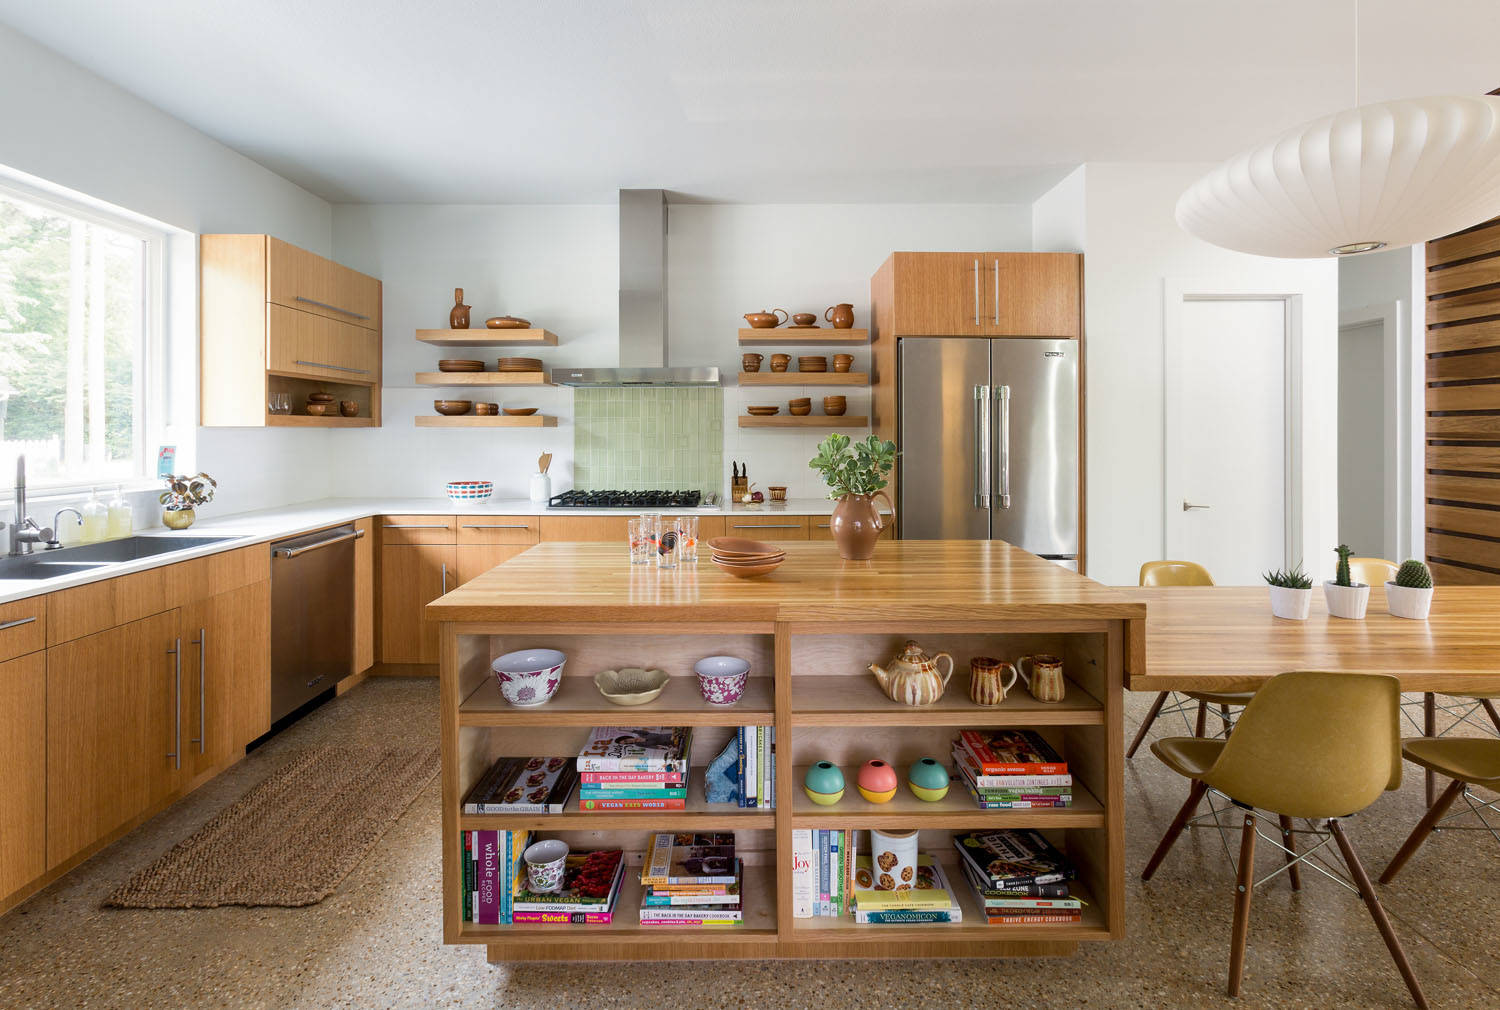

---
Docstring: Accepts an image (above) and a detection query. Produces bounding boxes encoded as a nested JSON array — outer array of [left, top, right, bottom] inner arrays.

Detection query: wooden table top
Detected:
[[426, 541, 1145, 626], [1125, 585, 1500, 693]]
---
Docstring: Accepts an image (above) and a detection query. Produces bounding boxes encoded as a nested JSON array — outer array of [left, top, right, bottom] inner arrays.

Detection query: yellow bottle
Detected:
[[106, 485, 133, 540], [79, 488, 108, 545]]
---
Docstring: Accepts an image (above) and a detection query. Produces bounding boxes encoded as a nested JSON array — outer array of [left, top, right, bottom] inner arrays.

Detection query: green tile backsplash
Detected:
[[572, 387, 723, 492]]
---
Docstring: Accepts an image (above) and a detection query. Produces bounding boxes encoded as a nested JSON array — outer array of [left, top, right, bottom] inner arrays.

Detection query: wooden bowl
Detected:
[[486, 316, 531, 329], [746, 406, 779, 416], [434, 400, 473, 416], [438, 359, 485, 372], [503, 407, 538, 416], [475, 404, 498, 416], [789, 404, 812, 416], [339, 400, 358, 417], [304, 403, 330, 416], [823, 397, 848, 416], [306, 392, 336, 403]]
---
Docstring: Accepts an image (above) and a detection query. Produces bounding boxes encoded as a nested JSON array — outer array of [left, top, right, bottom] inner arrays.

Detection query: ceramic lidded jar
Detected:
[[868, 640, 954, 706]]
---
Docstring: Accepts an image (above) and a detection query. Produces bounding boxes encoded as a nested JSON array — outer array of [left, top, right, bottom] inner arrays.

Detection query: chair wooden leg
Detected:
[[1227, 811, 1257, 997], [1127, 691, 1170, 758], [1380, 779, 1466, 885], [1481, 698, 1500, 735], [1278, 814, 1301, 891], [1142, 779, 1208, 881], [1195, 700, 1208, 737], [1329, 819, 1429, 1010], [1423, 693, 1436, 806]]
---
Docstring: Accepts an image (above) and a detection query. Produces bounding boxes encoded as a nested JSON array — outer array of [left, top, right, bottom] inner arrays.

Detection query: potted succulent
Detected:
[[159, 472, 217, 530], [1386, 559, 1435, 620], [1263, 562, 1314, 620], [1323, 544, 1370, 620], [808, 433, 897, 560]]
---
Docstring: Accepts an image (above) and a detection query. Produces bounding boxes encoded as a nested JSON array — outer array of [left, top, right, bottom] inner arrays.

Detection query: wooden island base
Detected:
[[429, 542, 1144, 962]]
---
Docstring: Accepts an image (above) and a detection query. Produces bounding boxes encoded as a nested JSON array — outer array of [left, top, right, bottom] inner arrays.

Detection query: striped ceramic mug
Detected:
[[969, 656, 1019, 706], [1018, 653, 1067, 703]]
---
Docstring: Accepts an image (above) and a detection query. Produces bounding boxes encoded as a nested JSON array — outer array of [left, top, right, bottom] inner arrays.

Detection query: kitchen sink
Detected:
[[0, 535, 244, 581]]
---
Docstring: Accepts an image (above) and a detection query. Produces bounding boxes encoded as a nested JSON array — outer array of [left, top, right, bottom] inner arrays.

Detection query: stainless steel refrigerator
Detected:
[[898, 337, 1079, 568]]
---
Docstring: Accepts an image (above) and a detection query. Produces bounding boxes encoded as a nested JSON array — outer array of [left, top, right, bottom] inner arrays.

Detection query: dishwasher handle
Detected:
[[273, 527, 364, 559]]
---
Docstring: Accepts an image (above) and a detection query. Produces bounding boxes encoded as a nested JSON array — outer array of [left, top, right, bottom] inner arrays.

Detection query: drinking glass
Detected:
[[268, 392, 291, 415], [654, 515, 678, 569], [674, 516, 699, 563], [628, 517, 652, 565]]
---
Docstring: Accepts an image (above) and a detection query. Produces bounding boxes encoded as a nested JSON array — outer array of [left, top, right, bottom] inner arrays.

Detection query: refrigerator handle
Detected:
[[973, 385, 991, 509], [995, 384, 1011, 510]]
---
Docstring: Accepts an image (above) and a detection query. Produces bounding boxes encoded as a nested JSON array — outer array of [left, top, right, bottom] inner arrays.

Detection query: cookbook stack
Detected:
[[638, 832, 744, 926], [509, 848, 627, 925], [952, 828, 1081, 925], [848, 852, 962, 923], [575, 727, 692, 811], [952, 729, 1072, 808]]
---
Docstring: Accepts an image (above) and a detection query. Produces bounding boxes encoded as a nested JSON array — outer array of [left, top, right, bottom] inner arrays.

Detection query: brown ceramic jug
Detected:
[[450, 288, 471, 329], [829, 490, 893, 560], [825, 303, 855, 328]]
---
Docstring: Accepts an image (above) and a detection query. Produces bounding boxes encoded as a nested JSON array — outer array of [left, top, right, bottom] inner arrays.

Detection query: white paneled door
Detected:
[[1166, 297, 1292, 585]]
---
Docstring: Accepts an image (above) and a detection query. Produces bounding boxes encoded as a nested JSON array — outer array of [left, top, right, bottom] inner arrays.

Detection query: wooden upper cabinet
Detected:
[[266, 237, 382, 332], [882, 252, 1080, 338], [266, 303, 382, 383]]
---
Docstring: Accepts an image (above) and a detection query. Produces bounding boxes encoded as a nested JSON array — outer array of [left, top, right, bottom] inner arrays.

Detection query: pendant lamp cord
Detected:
[[1353, 0, 1360, 107]]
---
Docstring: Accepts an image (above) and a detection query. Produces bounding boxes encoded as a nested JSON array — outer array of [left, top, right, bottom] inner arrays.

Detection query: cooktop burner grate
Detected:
[[547, 489, 704, 509]]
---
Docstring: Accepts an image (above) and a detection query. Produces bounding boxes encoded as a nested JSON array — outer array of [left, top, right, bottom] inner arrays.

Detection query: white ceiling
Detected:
[[1, 0, 1497, 205]]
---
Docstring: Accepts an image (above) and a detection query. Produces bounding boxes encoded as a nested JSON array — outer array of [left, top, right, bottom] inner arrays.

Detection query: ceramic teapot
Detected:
[[744, 308, 788, 329], [868, 640, 954, 706]]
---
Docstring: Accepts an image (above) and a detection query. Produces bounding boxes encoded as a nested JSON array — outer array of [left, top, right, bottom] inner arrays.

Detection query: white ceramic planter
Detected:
[[1385, 582, 1434, 620], [1323, 581, 1370, 620], [1268, 585, 1313, 620]]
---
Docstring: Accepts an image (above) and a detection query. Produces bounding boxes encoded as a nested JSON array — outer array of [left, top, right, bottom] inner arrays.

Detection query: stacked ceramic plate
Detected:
[[497, 356, 544, 372], [707, 536, 785, 579]]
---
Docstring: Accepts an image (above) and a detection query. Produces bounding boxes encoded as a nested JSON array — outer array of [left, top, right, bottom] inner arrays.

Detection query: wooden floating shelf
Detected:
[[416, 328, 558, 347], [416, 415, 557, 428], [459, 675, 774, 727], [739, 372, 867, 387], [738, 415, 868, 428], [457, 767, 775, 832], [264, 414, 377, 427], [789, 765, 1105, 829], [414, 372, 553, 387], [738, 328, 868, 346], [790, 675, 1103, 727]]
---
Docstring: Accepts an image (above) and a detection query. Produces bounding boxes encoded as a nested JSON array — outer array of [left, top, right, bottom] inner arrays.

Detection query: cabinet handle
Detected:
[[441, 563, 448, 594], [294, 359, 370, 375], [167, 638, 181, 770], [274, 528, 362, 558], [0, 616, 38, 632], [190, 628, 206, 754], [384, 524, 450, 529], [973, 259, 980, 326], [814, 522, 832, 529], [294, 295, 370, 321], [460, 524, 532, 529], [732, 523, 801, 529], [993, 258, 1000, 326]]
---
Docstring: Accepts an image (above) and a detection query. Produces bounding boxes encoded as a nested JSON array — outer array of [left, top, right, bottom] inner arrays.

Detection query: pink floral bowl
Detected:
[[492, 648, 566, 707], [694, 656, 749, 706]]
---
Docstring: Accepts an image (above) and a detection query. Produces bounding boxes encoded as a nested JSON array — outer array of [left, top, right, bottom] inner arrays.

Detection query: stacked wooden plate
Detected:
[[438, 359, 485, 372], [746, 405, 779, 416], [798, 356, 828, 372], [707, 536, 785, 579], [497, 356, 543, 372]]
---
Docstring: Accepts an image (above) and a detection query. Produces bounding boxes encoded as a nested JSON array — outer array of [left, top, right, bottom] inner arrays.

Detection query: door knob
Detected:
[[1182, 501, 1211, 511]]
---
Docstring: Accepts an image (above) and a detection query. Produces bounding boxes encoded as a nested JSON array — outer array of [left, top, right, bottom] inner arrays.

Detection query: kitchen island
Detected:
[[428, 541, 1143, 962]]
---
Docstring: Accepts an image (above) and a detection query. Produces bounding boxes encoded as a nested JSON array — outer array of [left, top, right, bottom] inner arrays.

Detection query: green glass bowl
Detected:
[[907, 756, 951, 802]]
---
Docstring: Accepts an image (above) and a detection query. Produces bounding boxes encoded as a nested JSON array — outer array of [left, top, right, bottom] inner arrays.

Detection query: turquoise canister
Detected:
[[803, 761, 846, 805], [907, 756, 951, 802]]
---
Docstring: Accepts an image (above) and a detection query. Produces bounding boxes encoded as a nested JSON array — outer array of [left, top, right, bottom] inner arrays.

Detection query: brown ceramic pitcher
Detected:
[[969, 656, 1019, 707], [1018, 654, 1066, 703], [829, 490, 893, 560], [825, 303, 855, 328]]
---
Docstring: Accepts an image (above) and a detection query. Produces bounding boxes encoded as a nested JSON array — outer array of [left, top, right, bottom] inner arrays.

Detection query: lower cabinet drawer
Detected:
[[723, 516, 809, 541], [0, 597, 46, 662], [457, 517, 539, 545], [381, 515, 456, 545]]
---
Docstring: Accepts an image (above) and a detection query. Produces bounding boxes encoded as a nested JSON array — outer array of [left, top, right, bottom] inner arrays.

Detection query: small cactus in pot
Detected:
[[1323, 544, 1370, 620], [1264, 563, 1314, 620], [1387, 559, 1435, 620]]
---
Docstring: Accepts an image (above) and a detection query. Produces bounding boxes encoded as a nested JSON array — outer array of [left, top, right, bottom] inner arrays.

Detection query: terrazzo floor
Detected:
[[1, 678, 1497, 1010]]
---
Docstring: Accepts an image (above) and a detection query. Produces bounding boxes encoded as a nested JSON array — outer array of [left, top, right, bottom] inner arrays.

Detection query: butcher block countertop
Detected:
[[425, 540, 1145, 626]]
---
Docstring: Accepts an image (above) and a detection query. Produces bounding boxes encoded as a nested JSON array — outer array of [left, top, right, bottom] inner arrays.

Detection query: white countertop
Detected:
[[0, 495, 859, 604]]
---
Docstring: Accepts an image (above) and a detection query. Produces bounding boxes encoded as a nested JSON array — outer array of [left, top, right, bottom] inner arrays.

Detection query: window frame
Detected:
[[0, 172, 168, 500]]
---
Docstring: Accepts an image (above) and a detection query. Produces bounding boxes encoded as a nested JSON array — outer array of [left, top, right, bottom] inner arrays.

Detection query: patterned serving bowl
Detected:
[[446, 480, 493, 501], [492, 648, 566, 707], [693, 655, 750, 705]]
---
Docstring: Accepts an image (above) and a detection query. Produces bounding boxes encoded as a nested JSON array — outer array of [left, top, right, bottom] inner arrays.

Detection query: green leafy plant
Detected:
[[1395, 559, 1433, 590], [159, 472, 217, 512], [1333, 544, 1354, 587], [1263, 563, 1313, 590], [808, 433, 897, 499]]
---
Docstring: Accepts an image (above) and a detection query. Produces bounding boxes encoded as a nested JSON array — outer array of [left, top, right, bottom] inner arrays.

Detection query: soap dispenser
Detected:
[[106, 484, 133, 540], [79, 488, 108, 544]]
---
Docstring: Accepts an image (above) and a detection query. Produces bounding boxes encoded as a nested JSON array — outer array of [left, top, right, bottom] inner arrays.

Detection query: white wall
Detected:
[[1081, 163, 1339, 585], [1032, 166, 1086, 253], [0, 24, 336, 519]]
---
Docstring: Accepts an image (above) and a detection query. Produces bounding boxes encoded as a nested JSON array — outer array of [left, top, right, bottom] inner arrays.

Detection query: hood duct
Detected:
[[550, 189, 720, 387]]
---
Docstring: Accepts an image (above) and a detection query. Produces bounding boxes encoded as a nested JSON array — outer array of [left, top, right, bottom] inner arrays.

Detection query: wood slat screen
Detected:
[[1426, 215, 1500, 582]]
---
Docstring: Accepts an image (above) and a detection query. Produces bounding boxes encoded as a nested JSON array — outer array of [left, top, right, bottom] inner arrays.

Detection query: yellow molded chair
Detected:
[[1381, 738, 1500, 883], [1141, 671, 1425, 1008], [1349, 557, 1399, 587], [1126, 561, 1256, 758]]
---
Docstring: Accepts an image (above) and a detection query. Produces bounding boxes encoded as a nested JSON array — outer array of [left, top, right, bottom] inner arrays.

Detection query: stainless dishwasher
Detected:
[[270, 524, 362, 723]]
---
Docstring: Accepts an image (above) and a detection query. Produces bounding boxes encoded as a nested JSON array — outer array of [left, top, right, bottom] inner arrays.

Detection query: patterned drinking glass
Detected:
[[628, 517, 652, 565], [654, 515, 678, 569], [674, 516, 698, 563]]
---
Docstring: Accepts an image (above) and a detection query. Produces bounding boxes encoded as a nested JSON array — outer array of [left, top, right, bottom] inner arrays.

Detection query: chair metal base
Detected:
[[1381, 780, 1500, 884], [1127, 691, 1238, 758]]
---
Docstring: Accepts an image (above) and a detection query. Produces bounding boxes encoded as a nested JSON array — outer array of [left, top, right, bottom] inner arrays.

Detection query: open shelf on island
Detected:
[[458, 766, 775, 832], [415, 372, 553, 386], [738, 415, 868, 428], [789, 856, 1107, 942], [789, 765, 1103, 829], [459, 675, 775, 727], [417, 328, 558, 347], [791, 675, 1103, 727], [416, 415, 557, 428], [738, 371, 868, 386], [738, 328, 869, 346]]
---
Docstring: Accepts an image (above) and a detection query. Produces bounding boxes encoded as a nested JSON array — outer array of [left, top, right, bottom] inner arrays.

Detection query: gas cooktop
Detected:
[[548, 489, 704, 509]]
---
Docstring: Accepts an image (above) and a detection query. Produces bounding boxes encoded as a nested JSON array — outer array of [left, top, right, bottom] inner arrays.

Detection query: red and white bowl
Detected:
[[446, 480, 493, 502], [492, 648, 566, 707], [694, 655, 749, 706]]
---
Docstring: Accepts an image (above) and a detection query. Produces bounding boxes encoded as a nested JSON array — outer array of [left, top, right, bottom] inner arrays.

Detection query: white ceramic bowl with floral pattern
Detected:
[[694, 655, 749, 706], [492, 648, 566, 707]]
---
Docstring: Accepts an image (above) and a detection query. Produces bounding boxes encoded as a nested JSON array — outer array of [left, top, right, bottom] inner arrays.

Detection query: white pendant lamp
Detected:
[[1177, 95, 1500, 258]]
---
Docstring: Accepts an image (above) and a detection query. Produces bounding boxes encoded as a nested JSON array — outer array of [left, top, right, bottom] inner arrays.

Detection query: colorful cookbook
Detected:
[[956, 730, 1068, 775], [952, 829, 1076, 889], [640, 832, 738, 887], [576, 727, 692, 772], [462, 756, 579, 815]]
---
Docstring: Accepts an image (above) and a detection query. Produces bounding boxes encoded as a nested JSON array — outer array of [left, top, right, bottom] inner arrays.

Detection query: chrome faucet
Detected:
[[46, 507, 83, 550], [8, 455, 54, 557]]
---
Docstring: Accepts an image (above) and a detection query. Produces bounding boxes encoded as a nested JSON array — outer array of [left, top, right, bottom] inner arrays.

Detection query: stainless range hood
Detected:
[[550, 189, 720, 387]]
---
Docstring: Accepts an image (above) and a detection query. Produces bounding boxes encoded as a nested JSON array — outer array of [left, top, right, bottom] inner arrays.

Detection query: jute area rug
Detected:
[[105, 745, 440, 909]]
